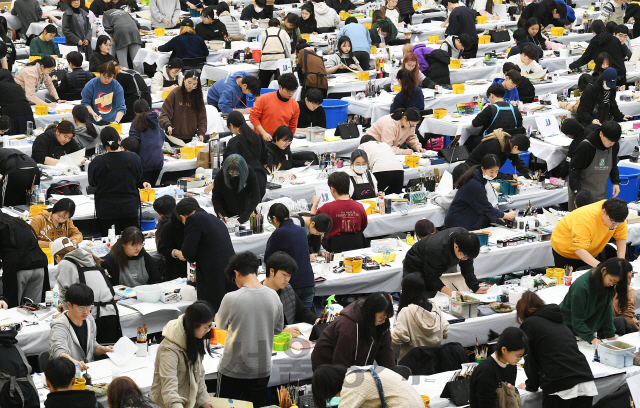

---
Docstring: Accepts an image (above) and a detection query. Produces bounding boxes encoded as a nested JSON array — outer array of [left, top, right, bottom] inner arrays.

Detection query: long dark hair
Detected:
[[594, 52, 611, 76], [390, 107, 420, 121], [301, 2, 316, 27], [360, 292, 393, 341], [337, 36, 355, 59], [455, 154, 500, 188], [523, 17, 546, 49], [181, 70, 205, 114], [72, 105, 98, 139], [312, 365, 348, 408], [182, 301, 214, 364], [108, 226, 144, 270], [396, 68, 416, 100], [132, 99, 152, 132], [398, 273, 432, 313], [227, 111, 261, 147], [372, 9, 385, 24], [590, 257, 630, 312]]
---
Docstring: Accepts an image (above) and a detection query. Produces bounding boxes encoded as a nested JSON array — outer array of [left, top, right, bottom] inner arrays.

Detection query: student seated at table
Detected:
[[149, 302, 214, 408], [44, 358, 99, 408], [440, 33, 473, 60], [505, 45, 544, 74], [151, 58, 184, 94], [81, 62, 126, 125], [469, 83, 524, 143], [31, 121, 84, 165], [313, 0, 340, 31], [337, 18, 371, 70], [241, 0, 270, 21], [262, 251, 317, 338], [326, 0, 356, 13], [516, 291, 596, 406], [159, 70, 207, 143], [114, 63, 152, 123], [50, 283, 114, 370], [615, 26, 632, 59], [469, 328, 526, 408], [444, 154, 517, 231], [217, 2, 244, 40], [311, 292, 395, 370], [15, 56, 64, 107], [364, 107, 425, 155], [392, 273, 449, 360], [431, 163, 470, 211], [312, 364, 423, 407], [0, 69, 35, 136], [613, 268, 638, 333], [340, 149, 383, 200], [102, 7, 142, 70], [518, 0, 568, 28], [390, 51, 424, 88], [129, 99, 165, 186], [206, 71, 260, 114], [88, 35, 117, 72], [507, 28, 543, 60], [560, 257, 630, 346], [297, 88, 326, 130], [11, 0, 43, 39], [357, 135, 404, 194], [311, 172, 368, 252], [369, 20, 392, 47], [551, 198, 628, 269], [257, 19, 291, 88], [107, 377, 159, 408], [523, 17, 566, 52], [71, 105, 100, 156], [250, 73, 300, 141], [155, 18, 209, 61], [30, 24, 62, 59], [569, 20, 627, 86], [211, 154, 261, 224], [101, 226, 160, 286], [324, 36, 362, 74], [465, 130, 531, 180], [390, 68, 424, 113], [195, 6, 228, 41], [558, 74, 593, 115], [30, 198, 82, 248], [299, 2, 317, 34], [491, 68, 522, 104], [577, 68, 631, 130], [55, 51, 92, 101], [266, 126, 312, 171]]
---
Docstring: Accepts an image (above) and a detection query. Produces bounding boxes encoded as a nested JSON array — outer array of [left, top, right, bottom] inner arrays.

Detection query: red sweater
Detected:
[[249, 91, 300, 136], [317, 199, 368, 237]]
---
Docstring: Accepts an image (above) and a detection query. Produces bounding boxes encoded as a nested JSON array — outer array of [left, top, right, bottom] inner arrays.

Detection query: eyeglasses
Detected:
[[126, 242, 145, 249], [77, 304, 93, 312], [308, 102, 320, 108]]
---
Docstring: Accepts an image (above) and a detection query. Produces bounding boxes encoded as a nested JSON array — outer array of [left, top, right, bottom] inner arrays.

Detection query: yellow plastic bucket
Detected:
[[180, 146, 196, 159], [404, 155, 420, 167], [194, 145, 204, 156], [479, 34, 491, 44], [301, 33, 310, 41], [428, 34, 439, 44], [545, 268, 565, 284], [452, 83, 465, 94], [477, 16, 487, 24], [42, 248, 54, 264], [413, 3, 419, 9], [92, 72, 100, 77], [344, 257, 363, 273], [162, 90, 171, 100], [28, 55, 41, 62], [73, 378, 86, 391], [357, 71, 369, 81], [370, 45, 377, 54], [551, 27, 564, 37], [393, 84, 402, 92], [421, 395, 430, 407], [450, 59, 461, 69], [587, 61, 596, 69], [154, 28, 165, 37], [139, 188, 156, 202], [108, 123, 122, 134], [35, 104, 49, 115], [434, 108, 447, 119], [339, 11, 349, 20]]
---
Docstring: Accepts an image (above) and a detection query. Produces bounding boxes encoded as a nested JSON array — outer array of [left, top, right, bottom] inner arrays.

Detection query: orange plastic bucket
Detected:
[[252, 49, 262, 63]]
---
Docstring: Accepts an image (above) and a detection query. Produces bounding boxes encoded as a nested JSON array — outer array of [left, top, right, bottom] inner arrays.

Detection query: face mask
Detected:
[[254, 5, 263, 12], [353, 165, 367, 174], [483, 172, 495, 181], [603, 83, 610, 90]]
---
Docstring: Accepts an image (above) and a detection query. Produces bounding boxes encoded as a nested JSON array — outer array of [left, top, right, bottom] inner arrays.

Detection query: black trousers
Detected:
[[258, 68, 280, 88], [143, 169, 162, 187], [542, 394, 593, 408], [374, 170, 405, 194], [97, 217, 139, 237], [217, 373, 270, 408], [7, 114, 35, 135], [0, 167, 40, 207], [353, 51, 371, 70], [598, 316, 638, 338], [552, 248, 590, 270]]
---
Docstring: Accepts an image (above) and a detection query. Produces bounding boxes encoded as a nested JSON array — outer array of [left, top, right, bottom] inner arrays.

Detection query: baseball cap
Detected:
[[181, 18, 195, 28], [603, 67, 617, 89], [51, 237, 75, 259]]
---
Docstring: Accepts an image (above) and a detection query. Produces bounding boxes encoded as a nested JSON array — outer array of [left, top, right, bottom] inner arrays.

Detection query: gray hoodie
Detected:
[[73, 124, 102, 153], [314, 2, 340, 28], [56, 248, 116, 319], [49, 311, 98, 363], [150, 0, 181, 29]]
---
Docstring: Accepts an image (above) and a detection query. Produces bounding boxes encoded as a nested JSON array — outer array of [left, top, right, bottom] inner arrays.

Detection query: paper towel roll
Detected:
[[509, 287, 527, 305]]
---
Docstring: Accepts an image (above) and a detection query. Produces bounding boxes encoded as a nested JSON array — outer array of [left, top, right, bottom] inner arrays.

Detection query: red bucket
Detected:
[[252, 49, 262, 63]]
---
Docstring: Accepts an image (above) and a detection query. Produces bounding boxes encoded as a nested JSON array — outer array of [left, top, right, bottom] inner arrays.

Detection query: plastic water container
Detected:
[[53, 37, 65, 44], [499, 151, 531, 175], [139, 218, 157, 231], [607, 166, 640, 202], [599, 340, 636, 368], [246, 88, 277, 107], [322, 99, 349, 129]]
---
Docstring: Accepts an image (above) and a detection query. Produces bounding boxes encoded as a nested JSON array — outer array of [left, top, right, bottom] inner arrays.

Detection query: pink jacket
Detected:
[[14, 63, 59, 105], [365, 114, 421, 153]]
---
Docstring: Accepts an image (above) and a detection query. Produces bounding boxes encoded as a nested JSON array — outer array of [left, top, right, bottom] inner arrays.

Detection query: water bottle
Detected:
[[350, 84, 356, 98], [75, 364, 82, 379], [191, 136, 198, 146]]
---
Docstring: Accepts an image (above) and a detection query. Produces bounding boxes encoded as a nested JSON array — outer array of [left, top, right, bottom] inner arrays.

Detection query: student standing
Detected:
[[102, 226, 160, 286], [14, 57, 63, 107], [150, 0, 180, 29], [89, 35, 117, 72], [466, 130, 530, 180], [71, 105, 100, 156], [56, 51, 92, 101], [250, 73, 300, 141], [337, 18, 371, 69], [211, 155, 261, 224], [598, 0, 625, 24], [518, 0, 567, 28], [0, 147, 40, 206], [216, 252, 284, 407], [569, 21, 627, 85], [62, 0, 92, 59], [44, 358, 98, 408], [103, 7, 142, 69], [177, 198, 236, 312], [30, 198, 82, 248], [81, 62, 126, 125], [295, 41, 327, 100], [217, 3, 244, 40], [206, 71, 260, 114], [0, 69, 34, 135], [576, 69, 631, 129], [129, 99, 165, 186], [364, 108, 425, 154], [258, 18, 290, 88], [150, 58, 184, 93], [31, 121, 84, 165], [29, 24, 62, 58], [326, 0, 355, 13], [159, 70, 207, 143], [11, 0, 42, 38], [115, 63, 152, 123], [313, 0, 340, 30], [155, 18, 209, 61], [444, 0, 478, 58]]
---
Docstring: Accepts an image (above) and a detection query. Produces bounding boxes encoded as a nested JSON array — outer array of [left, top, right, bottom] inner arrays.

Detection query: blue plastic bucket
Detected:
[[607, 166, 640, 202], [474, 232, 490, 246], [53, 37, 65, 44], [499, 151, 531, 175], [322, 99, 349, 129], [140, 218, 157, 231], [190, 8, 200, 17], [246, 88, 277, 108]]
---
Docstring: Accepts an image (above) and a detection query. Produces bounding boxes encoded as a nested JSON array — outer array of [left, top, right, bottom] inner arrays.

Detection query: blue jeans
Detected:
[[296, 292, 315, 311]]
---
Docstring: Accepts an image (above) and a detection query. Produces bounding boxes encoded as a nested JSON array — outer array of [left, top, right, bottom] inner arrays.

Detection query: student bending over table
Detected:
[[291, 211, 333, 263], [31, 121, 85, 165], [468, 83, 524, 146], [249, 73, 300, 141], [364, 107, 425, 155], [102, 226, 161, 287], [340, 148, 382, 200], [210, 155, 261, 224], [14, 56, 64, 107], [576, 68, 631, 130], [155, 18, 209, 61], [613, 268, 638, 333], [49, 283, 114, 371], [466, 130, 530, 180], [44, 358, 99, 408], [30, 198, 82, 248], [150, 58, 184, 94], [505, 45, 544, 74], [389, 68, 424, 113], [357, 135, 404, 194], [206, 71, 260, 114], [159, 70, 207, 142], [114, 62, 152, 123]]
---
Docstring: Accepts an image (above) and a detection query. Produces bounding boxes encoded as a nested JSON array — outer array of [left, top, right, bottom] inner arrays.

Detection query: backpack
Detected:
[[298, 48, 328, 89], [45, 180, 82, 199], [0, 331, 39, 408]]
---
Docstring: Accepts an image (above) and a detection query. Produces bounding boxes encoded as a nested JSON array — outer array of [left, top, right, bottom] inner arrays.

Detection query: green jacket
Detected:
[[280, 21, 301, 51], [29, 36, 62, 58], [559, 270, 616, 343], [372, 17, 397, 40]]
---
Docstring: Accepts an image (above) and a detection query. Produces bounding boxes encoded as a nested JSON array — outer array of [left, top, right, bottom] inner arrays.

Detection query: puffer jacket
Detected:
[[412, 43, 434, 72], [30, 210, 83, 248], [568, 31, 626, 77], [392, 302, 450, 360], [149, 315, 209, 408], [49, 311, 98, 363], [424, 49, 450, 85], [218, 12, 243, 38]]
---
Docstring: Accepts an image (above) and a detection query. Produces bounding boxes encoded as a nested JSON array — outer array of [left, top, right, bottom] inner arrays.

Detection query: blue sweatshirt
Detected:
[[207, 71, 251, 113], [264, 218, 315, 289], [444, 169, 504, 231], [492, 78, 519, 104], [80, 76, 126, 125], [157, 33, 210, 61], [390, 86, 425, 113], [556, 0, 575, 23], [337, 23, 371, 53], [129, 111, 165, 172]]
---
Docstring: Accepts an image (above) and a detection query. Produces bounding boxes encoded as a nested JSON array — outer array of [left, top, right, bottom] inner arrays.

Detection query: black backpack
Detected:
[[45, 180, 82, 199], [0, 330, 39, 408]]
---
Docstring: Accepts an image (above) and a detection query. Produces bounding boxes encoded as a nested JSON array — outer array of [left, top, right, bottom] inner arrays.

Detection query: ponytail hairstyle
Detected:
[[132, 99, 152, 133], [181, 70, 205, 114], [396, 68, 416, 100], [226, 111, 261, 146], [72, 105, 98, 139], [222, 154, 249, 192], [398, 272, 432, 313], [267, 203, 290, 225], [108, 226, 144, 271], [100, 126, 121, 151], [455, 153, 500, 188], [307, 213, 332, 252], [46, 120, 76, 137], [390, 107, 421, 122], [40, 24, 57, 36], [590, 257, 631, 313], [28, 55, 55, 67]]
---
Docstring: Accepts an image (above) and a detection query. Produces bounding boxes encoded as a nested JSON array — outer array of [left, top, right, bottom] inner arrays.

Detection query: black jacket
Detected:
[[516, 77, 536, 104], [0, 148, 38, 174], [396, 0, 415, 17], [116, 69, 152, 123], [44, 390, 97, 408], [211, 167, 261, 224], [569, 128, 620, 192], [625, 2, 640, 38], [102, 248, 161, 286], [56, 68, 92, 101], [326, 0, 356, 13], [0, 330, 39, 408], [195, 19, 228, 41], [181, 208, 236, 312], [397, 342, 468, 376], [266, 142, 306, 171], [466, 137, 530, 179], [297, 99, 326, 129], [470, 356, 518, 408], [446, 5, 478, 39], [240, 5, 270, 21], [423, 49, 450, 85], [157, 218, 187, 281], [223, 133, 270, 197], [89, 0, 107, 16], [0, 69, 33, 118], [369, 27, 385, 47], [559, 128, 586, 179], [88, 151, 142, 220], [576, 83, 625, 127], [470, 101, 523, 139], [31, 128, 83, 164], [520, 0, 566, 28], [569, 32, 626, 78], [88, 52, 117, 73], [520, 304, 594, 395], [402, 227, 480, 294], [298, 17, 317, 34]]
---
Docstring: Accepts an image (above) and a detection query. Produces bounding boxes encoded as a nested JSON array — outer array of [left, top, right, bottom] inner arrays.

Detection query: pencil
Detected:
[[235, 95, 248, 108]]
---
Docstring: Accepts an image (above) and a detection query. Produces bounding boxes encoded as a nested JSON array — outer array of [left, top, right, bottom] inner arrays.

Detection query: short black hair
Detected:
[[553, 1, 567, 19], [575, 190, 595, 208], [168, 58, 184, 70], [600, 120, 622, 143], [414, 219, 435, 238], [45, 358, 75, 390], [255, 0, 266, 7], [502, 61, 521, 74], [327, 171, 350, 196], [614, 24, 629, 35], [153, 195, 176, 216], [224, 251, 261, 282], [66, 283, 94, 307], [175, 196, 201, 217], [216, 1, 230, 15], [66, 51, 83, 68], [454, 232, 481, 259], [268, 18, 280, 27], [510, 134, 530, 151], [602, 198, 629, 222], [267, 202, 289, 223], [521, 45, 538, 61], [306, 87, 324, 105], [265, 251, 298, 277], [360, 135, 377, 144], [458, 33, 472, 49], [505, 69, 522, 85], [486, 83, 506, 99], [285, 12, 299, 25], [52, 197, 76, 218], [241, 75, 261, 98], [345, 16, 358, 24], [121, 137, 140, 154], [278, 73, 299, 91], [606, 20, 617, 35], [377, 21, 391, 35], [273, 125, 293, 142], [513, 28, 527, 42], [0, 115, 10, 131]]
